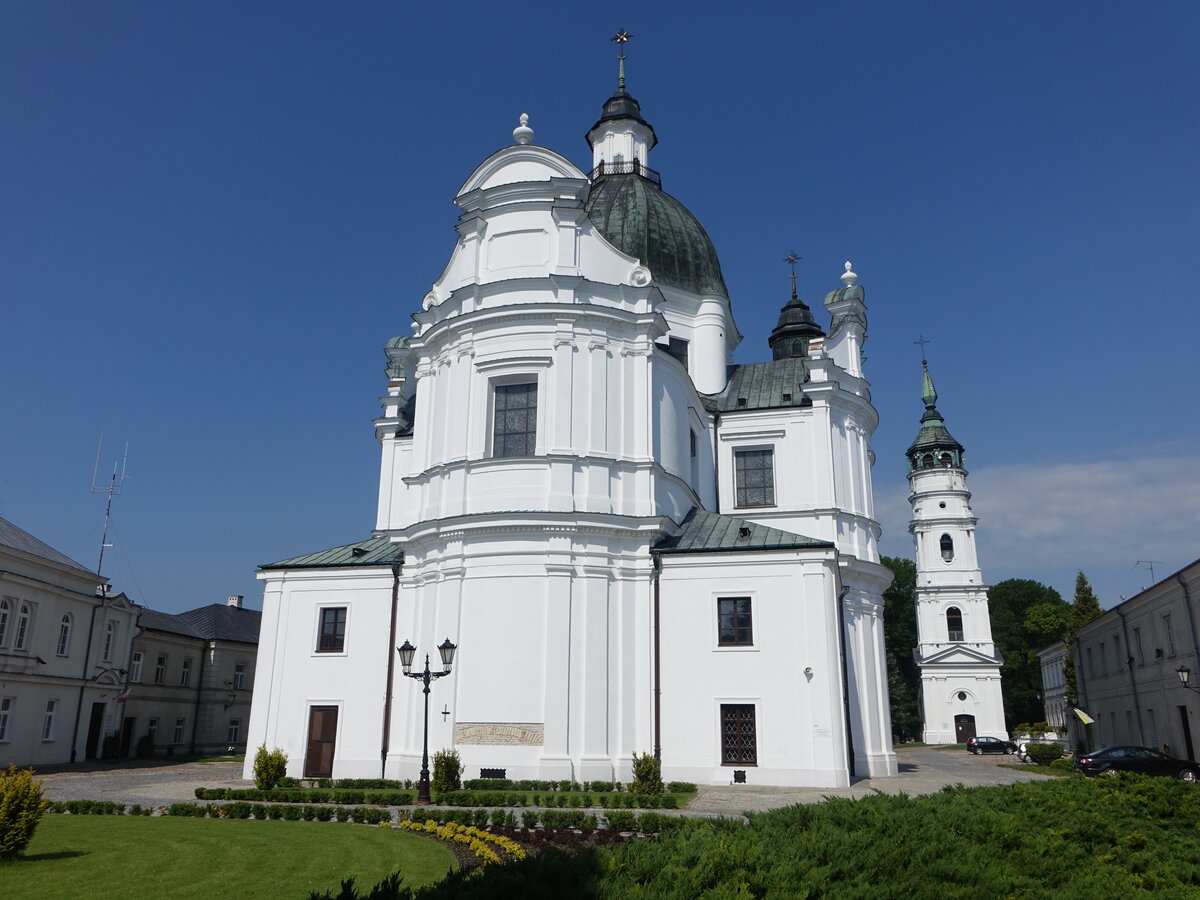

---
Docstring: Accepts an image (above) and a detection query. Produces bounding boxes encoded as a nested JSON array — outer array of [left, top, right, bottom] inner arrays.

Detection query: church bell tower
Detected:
[[908, 361, 1008, 744]]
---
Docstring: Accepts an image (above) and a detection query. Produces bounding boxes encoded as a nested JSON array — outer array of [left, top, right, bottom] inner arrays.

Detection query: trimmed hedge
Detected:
[[435, 790, 677, 809], [1026, 742, 1065, 766], [193, 787, 415, 806]]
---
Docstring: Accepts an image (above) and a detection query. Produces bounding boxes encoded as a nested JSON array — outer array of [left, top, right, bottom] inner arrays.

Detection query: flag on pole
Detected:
[[116, 687, 131, 704], [1073, 708, 1095, 725]]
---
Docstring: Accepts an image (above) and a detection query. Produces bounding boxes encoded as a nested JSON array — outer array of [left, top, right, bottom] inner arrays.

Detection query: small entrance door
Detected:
[[120, 716, 136, 757], [85, 702, 106, 759], [954, 714, 977, 743], [304, 706, 338, 778]]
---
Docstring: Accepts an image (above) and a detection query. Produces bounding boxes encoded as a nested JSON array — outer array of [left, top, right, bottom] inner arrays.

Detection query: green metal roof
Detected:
[[654, 507, 830, 555], [585, 173, 729, 299], [260, 536, 403, 570], [906, 363, 965, 467], [709, 359, 812, 412]]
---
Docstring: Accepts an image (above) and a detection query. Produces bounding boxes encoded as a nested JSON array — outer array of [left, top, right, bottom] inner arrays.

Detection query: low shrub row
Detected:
[[48, 800, 139, 816], [277, 777, 419, 791], [457, 778, 696, 794], [398, 819, 526, 866], [193, 787, 415, 806], [436, 790, 678, 809], [167, 801, 392, 823]]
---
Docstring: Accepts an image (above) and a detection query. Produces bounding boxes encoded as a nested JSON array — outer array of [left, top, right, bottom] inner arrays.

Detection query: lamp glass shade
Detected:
[[397, 640, 417, 672], [438, 637, 457, 669], [1178, 665, 1191, 686]]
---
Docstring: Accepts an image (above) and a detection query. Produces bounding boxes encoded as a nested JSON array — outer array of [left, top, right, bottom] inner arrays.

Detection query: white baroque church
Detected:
[[244, 75, 898, 788]]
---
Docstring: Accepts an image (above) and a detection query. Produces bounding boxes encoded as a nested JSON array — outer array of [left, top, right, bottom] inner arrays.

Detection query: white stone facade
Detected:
[[245, 85, 897, 788]]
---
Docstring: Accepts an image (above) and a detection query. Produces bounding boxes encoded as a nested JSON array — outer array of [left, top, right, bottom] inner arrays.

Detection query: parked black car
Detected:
[[1074, 746, 1200, 781], [966, 736, 1018, 755]]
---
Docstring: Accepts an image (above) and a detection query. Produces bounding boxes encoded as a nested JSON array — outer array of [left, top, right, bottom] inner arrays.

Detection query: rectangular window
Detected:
[[0, 599, 9, 647], [734, 449, 775, 507], [102, 621, 116, 661], [148, 717, 159, 739], [57, 616, 72, 657], [15, 603, 31, 650], [1134, 627, 1144, 665], [720, 704, 757, 765], [42, 700, 57, 741], [155, 655, 168, 685], [180, 657, 193, 687], [717, 598, 753, 646], [690, 429, 697, 458], [1164, 614, 1176, 656], [173, 718, 185, 745], [0, 697, 11, 741], [317, 608, 348, 653], [1100, 641, 1107, 674], [233, 662, 247, 690], [492, 382, 537, 457], [130, 651, 144, 683], [227, 719, 241, 745], [1114, 635, 1122, 669]]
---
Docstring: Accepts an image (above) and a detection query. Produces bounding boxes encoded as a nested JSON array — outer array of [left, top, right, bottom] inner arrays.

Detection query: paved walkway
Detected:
[[36, 749, 1053, 815]]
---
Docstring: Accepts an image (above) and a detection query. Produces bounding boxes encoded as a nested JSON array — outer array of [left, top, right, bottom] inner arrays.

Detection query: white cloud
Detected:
[[875, 455, 1200, 604]]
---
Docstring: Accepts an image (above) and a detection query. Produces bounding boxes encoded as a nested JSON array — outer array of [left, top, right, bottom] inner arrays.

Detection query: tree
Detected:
[[880, 556, 922, 742], [988, 579, 1069, 728], [1070, 571, 1102, 630]]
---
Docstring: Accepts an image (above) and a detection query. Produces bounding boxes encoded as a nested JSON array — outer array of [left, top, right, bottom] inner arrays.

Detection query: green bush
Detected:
[[667, 781, 697, 794], [521, 810, 539, 828], [167, 803, 204, 817], [630, 752, 664, 795], [0, 766, 49, 859], [604, 810, 637, 832], [431, 748, 462, 794], [253, 744, 289, 790], [1050, 757, 1074, 771], [1026, 742, 1065, 766]]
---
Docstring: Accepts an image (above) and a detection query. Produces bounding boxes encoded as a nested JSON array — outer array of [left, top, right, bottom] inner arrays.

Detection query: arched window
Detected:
[[0, 599, 9, 647], [940, 533, 954, 562], [946, 607, 964, 642], [57, 614, 72, 657], [939, 453, 953, 467], [921, 455, 934, 469], [15, 603, 31, 650]]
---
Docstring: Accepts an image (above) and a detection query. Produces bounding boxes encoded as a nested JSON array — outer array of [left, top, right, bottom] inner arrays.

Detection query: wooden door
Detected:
[[954, 714, 976, 743], [304, 706, 338, 778]]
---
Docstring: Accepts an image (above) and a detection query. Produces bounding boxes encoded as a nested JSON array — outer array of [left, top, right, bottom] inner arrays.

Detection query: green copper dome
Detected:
[[907, 363, 965, 471], [585, 173, 729, 299]]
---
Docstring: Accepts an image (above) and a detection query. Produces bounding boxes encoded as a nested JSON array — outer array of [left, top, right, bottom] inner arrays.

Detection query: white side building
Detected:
[[0, 517, 137, 767], [908, 364, 1008, 743], [245, 76, 897, 788]]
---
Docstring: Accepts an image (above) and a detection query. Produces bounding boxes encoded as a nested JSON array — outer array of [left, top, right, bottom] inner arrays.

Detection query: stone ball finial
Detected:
[[841, 260, 858, 287], [513, 113, 534, 145]]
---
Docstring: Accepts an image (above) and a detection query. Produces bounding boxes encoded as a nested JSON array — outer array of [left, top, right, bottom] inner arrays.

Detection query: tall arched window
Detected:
[[102, 620, 116, 662], [940, 533, 955, 562], [947, 607, 964, 642], [57, 614, 72, 657], [0, 599, 9, 647], [15, 603, 31, 650]]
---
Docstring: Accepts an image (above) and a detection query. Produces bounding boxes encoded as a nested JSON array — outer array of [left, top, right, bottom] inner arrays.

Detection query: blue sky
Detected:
[[2, 2, 1197, 613]]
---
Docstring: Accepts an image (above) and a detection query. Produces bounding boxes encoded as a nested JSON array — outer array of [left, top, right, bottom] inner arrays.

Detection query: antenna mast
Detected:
[[91, 432, 129, 579], [1133, 560, 1164, 585]]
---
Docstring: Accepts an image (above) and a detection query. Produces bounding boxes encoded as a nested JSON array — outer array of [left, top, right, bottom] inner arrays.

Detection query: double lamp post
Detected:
[[397, 637, 457, 804]]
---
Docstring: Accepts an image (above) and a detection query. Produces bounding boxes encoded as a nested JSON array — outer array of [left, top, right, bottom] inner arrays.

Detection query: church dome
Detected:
[[585, 172, 729, 299]]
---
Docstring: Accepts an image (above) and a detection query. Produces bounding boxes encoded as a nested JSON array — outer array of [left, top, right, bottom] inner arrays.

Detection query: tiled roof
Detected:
[[710, 359, 812, 412], [0, 516, 96, 577], [260, 536, 404, 570], [137, 607, 205, 639], [654, 508, 830, 554], [178, 604, 261, 645]]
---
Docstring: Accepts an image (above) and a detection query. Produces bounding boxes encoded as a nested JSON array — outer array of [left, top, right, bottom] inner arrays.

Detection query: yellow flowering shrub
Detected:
[[396, 817, 526, 864]]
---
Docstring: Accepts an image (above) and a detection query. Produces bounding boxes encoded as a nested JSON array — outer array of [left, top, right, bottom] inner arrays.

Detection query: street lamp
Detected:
[[1176, 665, 1200, 694], [398, 637, 457, 804]]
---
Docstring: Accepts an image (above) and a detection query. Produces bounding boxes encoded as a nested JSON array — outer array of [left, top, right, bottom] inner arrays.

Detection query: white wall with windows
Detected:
[[0, 518, 138, 768]]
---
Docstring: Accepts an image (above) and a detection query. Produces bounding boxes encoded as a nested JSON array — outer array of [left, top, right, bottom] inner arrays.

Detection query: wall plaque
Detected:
[[454, 722, 544, 746]]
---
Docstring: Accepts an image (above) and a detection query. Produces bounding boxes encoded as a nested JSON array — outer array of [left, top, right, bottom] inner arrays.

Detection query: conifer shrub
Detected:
[[604, 810, 637, 832], [253, 744, 289, 789], [0, 766, 49, 859], [1026, 742, 1064, 766], [431, 749, 462, 794], [629, 752, 664, 795]]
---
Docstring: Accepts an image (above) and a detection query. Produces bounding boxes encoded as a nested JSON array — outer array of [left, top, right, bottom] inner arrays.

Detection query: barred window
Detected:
[[720, 704, 757, 765], [734, 449, 775, 507], [718, 598, 753, 646], [493, 382, 538, 458]]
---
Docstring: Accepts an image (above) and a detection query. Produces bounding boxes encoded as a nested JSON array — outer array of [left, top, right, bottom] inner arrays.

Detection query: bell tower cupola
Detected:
[[768, 253, 826, 360], [586, 31, 658, 175]]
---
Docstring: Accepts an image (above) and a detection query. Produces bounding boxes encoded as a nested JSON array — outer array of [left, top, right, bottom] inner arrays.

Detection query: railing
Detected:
[[588, 159, 662, 187]]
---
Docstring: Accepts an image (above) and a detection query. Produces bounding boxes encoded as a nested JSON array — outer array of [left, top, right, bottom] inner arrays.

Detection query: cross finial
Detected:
[[784, 252, 801, 301], [914, 335, 930, 365], [612, 30, 633, 91]]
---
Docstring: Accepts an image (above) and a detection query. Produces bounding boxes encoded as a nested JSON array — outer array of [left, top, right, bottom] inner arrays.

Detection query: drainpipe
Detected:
[[651, 552, 662, 760], [189, 640, 212, 755], [69, 589, 107, 762], [1116, 610, 1145, 745], [837, 576, 855, 777], [381, 559, 403, 778]]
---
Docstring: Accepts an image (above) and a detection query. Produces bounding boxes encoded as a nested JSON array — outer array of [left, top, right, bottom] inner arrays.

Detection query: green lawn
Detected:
[[0, 815, 454, 899]]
